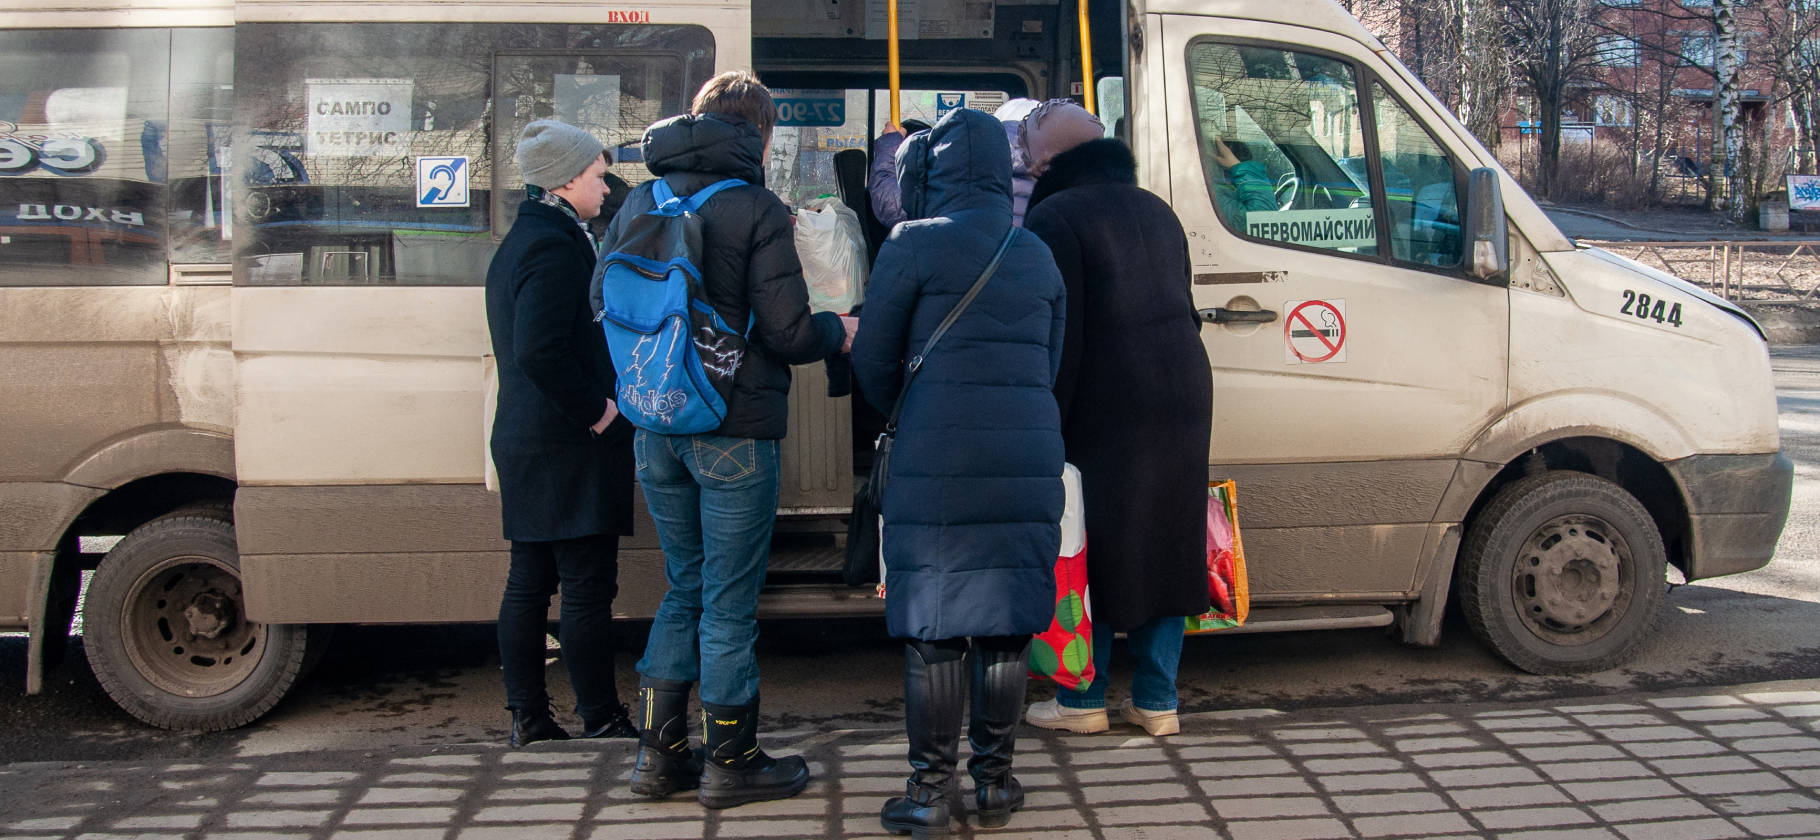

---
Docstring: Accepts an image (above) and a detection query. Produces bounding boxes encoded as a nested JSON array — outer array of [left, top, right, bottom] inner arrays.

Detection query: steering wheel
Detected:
[[1275, 170, 1300, 211], [1311, 183, 1336, 209]]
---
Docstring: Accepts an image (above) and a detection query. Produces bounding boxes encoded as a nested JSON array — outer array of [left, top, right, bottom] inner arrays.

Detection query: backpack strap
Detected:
[[650, 177, 749, 216]]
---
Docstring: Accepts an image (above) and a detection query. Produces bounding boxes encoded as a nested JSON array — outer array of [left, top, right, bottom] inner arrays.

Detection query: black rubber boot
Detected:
[[697, 696, 810, 809], [881, 642, 964, 839], [508, 703, 571, 748], [630, 680, 702, 796], [581, 702, 639, 740], [967, 638, 1031, 828]]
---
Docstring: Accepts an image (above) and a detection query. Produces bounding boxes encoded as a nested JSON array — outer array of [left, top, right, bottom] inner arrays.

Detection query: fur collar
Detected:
[[1027, 139, 1137, 212]]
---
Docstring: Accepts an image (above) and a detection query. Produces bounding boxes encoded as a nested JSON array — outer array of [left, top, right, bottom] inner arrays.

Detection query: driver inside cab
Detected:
[[1205, 134, 1278, 225]]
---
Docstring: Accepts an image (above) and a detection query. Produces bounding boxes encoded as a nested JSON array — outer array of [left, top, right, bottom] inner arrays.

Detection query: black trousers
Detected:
[[499, 534, 621, 725]]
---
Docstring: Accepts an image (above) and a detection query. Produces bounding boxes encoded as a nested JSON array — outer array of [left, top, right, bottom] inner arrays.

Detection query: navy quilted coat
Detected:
[[851, 108, 1067, 642]]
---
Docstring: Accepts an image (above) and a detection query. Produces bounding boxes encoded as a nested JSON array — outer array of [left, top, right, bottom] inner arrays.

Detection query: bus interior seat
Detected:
[[830, 147, 889, 470], [832, 148, 887, 262]]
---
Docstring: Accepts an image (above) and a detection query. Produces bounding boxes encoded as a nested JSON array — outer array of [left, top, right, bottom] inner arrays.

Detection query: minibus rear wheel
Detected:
[[1458, 471, 1665, 675], [83, 514, 311, 731]]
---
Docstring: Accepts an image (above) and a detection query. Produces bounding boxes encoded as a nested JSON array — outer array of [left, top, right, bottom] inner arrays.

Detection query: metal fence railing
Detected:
[[1582, 240, 1820, 302]]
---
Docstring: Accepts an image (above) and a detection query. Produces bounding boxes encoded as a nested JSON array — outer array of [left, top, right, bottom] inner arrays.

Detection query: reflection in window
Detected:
[[1187, 41, 1377, 257], [169, 28, 234, 264], [1371, 84, 1462, 268], [234, 23, 713, 286], [0, 28, 171, 286], [494, 49, 705, 236], [762, 88, 1015, 210]]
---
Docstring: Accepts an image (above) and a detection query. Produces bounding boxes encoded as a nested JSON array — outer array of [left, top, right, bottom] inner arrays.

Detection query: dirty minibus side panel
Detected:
[[0, 14, 237, 693], [1152, 9, 1507, 606], [228, 15, 725, 624]]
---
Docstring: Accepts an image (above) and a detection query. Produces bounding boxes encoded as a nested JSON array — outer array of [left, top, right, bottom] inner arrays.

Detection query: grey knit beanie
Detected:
[[515, 119, 605, 189]]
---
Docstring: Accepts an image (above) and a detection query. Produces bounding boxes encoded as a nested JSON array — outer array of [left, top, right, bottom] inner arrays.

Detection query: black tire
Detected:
[[83, 515, 311, 730], [160, 498, 234, 524], [1458, 471, 1666, 675]]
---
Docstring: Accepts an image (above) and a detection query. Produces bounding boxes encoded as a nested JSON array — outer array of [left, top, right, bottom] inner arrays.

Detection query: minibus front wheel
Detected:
[[1458, 471, 1667, 675], [82, 513, 314, 731]]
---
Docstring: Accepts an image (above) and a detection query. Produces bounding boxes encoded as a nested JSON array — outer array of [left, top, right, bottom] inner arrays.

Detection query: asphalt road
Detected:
[[4, 348, 1818, 767]]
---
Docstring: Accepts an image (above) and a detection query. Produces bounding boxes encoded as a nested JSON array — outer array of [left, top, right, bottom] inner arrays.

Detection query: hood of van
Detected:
[[1582, 246, 1766, 341]]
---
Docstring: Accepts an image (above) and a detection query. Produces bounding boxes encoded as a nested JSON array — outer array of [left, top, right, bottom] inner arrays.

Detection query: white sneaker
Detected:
[[1024, 699, 1109, 733], [1119, 699, 1180, 736]]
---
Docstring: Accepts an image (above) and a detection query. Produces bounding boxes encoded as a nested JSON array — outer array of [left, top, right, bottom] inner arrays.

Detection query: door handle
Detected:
[[1198, 307, 1279, 324]]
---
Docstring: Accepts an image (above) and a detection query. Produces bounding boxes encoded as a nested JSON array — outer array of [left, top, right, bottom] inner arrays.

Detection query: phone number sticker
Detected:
[[774, 92, 846, 127]]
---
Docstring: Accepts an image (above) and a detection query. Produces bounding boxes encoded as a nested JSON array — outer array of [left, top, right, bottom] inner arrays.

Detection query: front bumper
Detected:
[[1666, 452, 1795, 580]]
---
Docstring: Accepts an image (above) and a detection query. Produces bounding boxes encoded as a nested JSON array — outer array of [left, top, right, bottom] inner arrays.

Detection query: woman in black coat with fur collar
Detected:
[[1017, 109, 1213, 739]]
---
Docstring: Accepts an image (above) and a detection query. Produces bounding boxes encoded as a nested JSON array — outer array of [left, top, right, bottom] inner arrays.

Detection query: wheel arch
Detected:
[[1460, 437, 1691, 579], [26, 470, 239, 696]]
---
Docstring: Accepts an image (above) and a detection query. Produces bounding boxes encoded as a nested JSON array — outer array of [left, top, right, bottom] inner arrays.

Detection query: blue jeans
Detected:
[[634, 430, 781, 707], [1056, 615, 1185, 712]]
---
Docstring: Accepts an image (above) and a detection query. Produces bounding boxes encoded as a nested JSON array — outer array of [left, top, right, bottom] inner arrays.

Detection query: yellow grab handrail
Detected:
[[1078, 0, 1095, 114], [888, 0, 902, 126]]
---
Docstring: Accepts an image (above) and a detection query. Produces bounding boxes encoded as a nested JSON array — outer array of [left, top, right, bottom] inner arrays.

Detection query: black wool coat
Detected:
[[852, 108, 1066, 642], [1024, 139, 1213, 632], [486, 199, 636, 542], [596, 113, 844, 441]]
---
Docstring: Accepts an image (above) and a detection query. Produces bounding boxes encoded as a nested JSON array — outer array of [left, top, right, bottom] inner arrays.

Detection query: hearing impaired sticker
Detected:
[[1284, 299, 1346, 364], [416, 156, 470, 208]]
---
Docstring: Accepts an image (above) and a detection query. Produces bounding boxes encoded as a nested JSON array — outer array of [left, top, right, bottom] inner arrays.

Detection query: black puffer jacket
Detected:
[[597, 113, 844, 440]]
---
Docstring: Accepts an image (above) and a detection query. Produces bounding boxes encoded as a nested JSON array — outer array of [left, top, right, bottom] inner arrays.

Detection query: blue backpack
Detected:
[[591, 177, 750, 435]]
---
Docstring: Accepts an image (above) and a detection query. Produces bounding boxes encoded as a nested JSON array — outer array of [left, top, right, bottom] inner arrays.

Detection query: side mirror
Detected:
[[1465, 167, 1509, 282]]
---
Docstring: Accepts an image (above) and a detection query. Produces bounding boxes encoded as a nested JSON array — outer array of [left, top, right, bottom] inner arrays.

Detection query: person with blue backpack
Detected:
[[592, 71, 857, 809]]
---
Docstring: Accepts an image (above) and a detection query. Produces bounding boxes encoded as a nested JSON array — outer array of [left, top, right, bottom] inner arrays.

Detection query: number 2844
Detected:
[[1621, 290, 1684, 328]]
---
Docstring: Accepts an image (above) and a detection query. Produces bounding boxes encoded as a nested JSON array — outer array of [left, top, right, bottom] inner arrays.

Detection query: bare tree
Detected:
[[1504, 0, 1603, 197], [1459, 0, 1511, 149]]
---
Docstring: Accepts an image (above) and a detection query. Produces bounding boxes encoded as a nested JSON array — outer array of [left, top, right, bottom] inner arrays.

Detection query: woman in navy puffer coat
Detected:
[[851, 106, 1065, 838]]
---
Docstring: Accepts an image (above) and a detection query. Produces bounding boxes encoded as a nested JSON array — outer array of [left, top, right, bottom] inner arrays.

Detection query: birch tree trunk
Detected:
[[1714, 0, 1746, 219], [1458, 0, 1506, 150]]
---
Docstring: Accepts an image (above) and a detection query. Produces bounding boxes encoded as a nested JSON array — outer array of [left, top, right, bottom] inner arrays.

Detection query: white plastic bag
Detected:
[[794, 196, 868, 314]]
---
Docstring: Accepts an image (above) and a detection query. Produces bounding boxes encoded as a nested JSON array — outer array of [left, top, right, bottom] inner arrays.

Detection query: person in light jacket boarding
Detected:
[[851, 106, 1067, 839]]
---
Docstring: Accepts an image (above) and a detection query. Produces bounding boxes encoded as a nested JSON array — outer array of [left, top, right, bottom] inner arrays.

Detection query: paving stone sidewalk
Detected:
[[4, 682, 1820, 840]]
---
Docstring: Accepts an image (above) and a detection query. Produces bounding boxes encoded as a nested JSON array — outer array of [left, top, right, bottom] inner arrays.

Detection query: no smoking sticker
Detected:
[[1284, 299, 1346, 364]]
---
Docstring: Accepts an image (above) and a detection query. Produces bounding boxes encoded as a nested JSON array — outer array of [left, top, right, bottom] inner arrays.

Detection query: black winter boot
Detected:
[[581, 702, 639, 740], [630, 679, 702, 796], [508, 703, 571, 748], [967, 638, 1031, 828], [881, 642, 964, 839], [697, 696, 810, 809]]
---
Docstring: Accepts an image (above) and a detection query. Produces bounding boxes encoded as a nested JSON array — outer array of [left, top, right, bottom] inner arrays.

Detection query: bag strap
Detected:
[[884, 227, 1019, 432], [651, 177, 749, 216]]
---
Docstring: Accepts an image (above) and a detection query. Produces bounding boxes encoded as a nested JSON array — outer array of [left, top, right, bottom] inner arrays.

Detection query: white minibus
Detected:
[[0, 0, 1790, 730]]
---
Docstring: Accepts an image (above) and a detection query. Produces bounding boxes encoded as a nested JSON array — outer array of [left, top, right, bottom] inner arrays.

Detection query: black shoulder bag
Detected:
[[843, 227, 1020, 587]]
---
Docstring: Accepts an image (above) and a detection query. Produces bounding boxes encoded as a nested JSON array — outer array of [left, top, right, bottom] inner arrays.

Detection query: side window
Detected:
[[235, 23, 712, 286], [169, 28, 234, 265], [0, 28, 171, 286], [1187, 42, 1377, 257], [762, 87, 1016, 210], [761, 88, 869, 209], [494, 49, 705, 236], [1371, 83, 1462, 268]]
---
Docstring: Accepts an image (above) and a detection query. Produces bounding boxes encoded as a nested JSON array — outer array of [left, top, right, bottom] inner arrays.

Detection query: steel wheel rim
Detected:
[[119, 554, 264, 698], [1509, 513, 1635, 646]]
